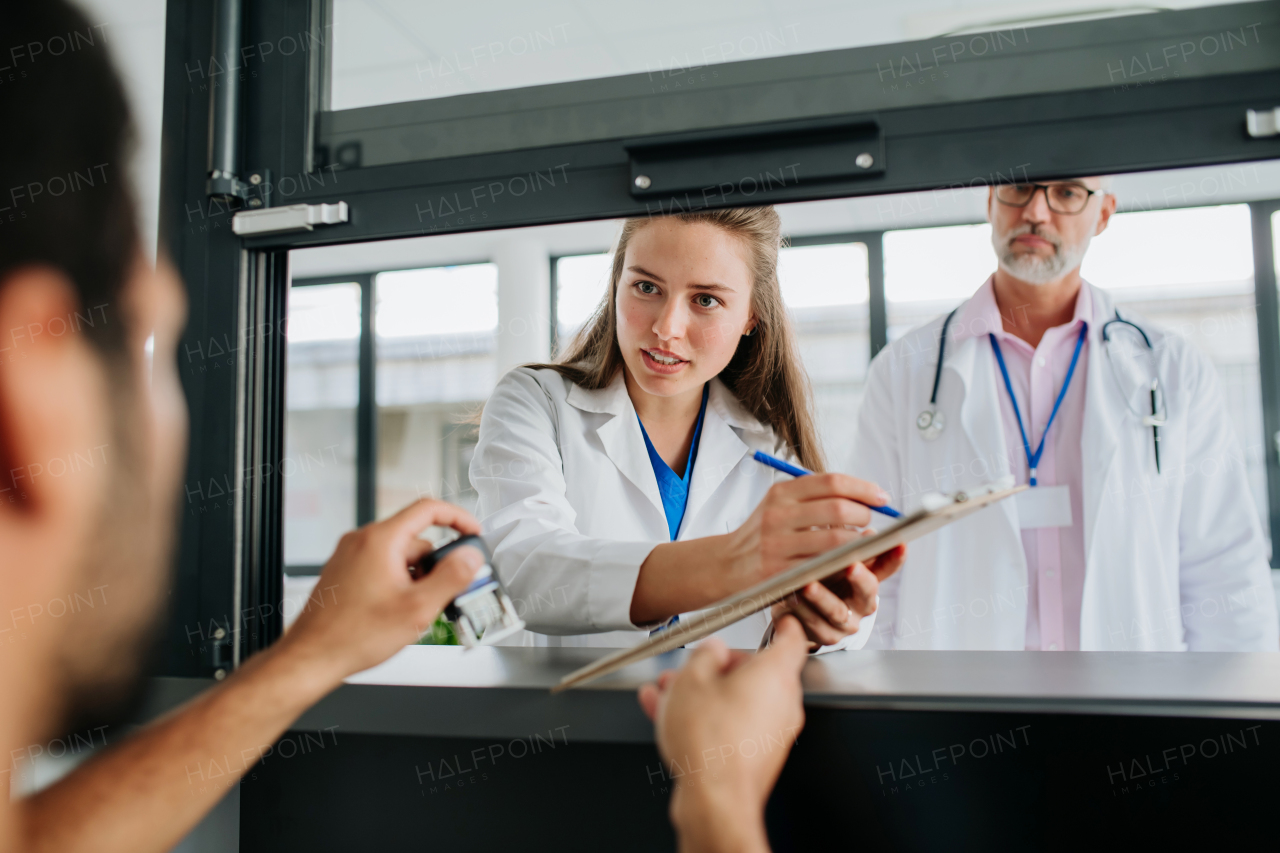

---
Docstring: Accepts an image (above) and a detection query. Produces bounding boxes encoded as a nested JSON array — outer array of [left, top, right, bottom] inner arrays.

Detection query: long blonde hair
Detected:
[[534, 207, 825, 471]]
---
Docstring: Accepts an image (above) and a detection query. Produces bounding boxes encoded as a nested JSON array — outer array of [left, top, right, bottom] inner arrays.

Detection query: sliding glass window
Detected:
[[326, 0, 1240, 110], [165, 0, 1280, 673], [282, 281, 360, 570], [555, 252, 613, 349], [375, 263, 499, 520], [330, 0, 1111, 111], [778, 242, 870, 462]]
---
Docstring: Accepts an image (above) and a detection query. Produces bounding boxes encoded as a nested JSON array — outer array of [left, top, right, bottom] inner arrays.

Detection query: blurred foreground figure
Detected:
[[0, 3, 806, 852]]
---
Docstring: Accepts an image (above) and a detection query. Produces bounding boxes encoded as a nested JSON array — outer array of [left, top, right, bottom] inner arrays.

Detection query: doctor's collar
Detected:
[[563, 371, 766, 433], [564, 369, 631, 415], [707, 379, 768, 434], [948, 276, 1097, 350]]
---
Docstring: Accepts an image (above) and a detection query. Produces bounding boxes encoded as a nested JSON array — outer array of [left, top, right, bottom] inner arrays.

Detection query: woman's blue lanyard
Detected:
[[988, 322, 1088, 487]]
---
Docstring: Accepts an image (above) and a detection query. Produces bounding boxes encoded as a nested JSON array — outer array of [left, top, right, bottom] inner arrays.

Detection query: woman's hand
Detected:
[[721, 473, 890, 584], [769, 533, 906, 649], [631, 473, 904, 628], [718, 474, 905, 649]]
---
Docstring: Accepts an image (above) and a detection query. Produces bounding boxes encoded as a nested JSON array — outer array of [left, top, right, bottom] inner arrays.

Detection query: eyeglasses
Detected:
[[995, 182, 1099, 215]]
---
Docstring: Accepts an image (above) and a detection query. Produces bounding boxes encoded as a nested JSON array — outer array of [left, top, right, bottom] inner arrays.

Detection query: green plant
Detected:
[[418, 614, 459, 645]]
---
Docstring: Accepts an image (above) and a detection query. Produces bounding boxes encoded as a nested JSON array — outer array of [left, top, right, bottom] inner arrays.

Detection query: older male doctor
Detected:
[[849, 176, 1278, 651]]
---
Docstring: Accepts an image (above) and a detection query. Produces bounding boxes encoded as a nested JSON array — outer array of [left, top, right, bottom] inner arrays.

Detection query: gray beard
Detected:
[[994, 230, 1092, 285]]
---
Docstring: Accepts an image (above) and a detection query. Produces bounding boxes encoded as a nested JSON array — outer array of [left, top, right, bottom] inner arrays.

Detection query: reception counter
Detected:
[[148, 647, 1280, 851]]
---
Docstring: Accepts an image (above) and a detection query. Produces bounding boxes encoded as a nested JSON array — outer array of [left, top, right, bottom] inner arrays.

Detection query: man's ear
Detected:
[[1094, 192, 1118, 236], [0, 266, 112, 605], [986, 186, 995, 223]]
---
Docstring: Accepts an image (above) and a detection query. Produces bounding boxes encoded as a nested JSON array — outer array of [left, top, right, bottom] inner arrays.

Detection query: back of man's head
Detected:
[[0, 0, 138, 360], [0, 1, 174, 740]]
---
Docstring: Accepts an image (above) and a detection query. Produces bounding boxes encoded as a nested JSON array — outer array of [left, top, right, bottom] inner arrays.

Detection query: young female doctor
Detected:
[[471, 206, 905, 650]]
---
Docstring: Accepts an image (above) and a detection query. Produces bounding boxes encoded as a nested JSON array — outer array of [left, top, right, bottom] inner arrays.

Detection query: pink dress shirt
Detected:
[[951, 277, 1091, 651]]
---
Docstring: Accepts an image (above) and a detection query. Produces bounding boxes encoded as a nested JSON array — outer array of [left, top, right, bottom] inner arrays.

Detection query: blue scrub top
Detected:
[[637, 383, 710, 541]]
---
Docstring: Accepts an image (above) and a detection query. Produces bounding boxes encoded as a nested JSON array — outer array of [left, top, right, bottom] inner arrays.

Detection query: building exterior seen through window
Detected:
[[374, 263, 499, 521], [282, 282, 360, 567]]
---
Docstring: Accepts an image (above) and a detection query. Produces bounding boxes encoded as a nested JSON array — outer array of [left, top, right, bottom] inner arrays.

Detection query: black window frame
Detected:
[[161, 0, 1280, 676], [280, 273, 374, 577]]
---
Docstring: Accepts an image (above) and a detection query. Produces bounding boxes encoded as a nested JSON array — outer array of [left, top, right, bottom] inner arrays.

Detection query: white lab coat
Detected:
[[848, 282, 1278, 651], [471, 366, 877, 649]]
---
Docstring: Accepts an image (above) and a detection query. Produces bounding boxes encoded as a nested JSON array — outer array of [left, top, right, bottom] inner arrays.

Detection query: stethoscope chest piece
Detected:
[[917, 408, 945, 441], [918, 307, 960, 443]]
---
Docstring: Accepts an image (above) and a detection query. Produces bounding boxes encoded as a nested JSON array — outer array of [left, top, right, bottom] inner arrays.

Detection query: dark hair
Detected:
[[0, 0, 139, 359]]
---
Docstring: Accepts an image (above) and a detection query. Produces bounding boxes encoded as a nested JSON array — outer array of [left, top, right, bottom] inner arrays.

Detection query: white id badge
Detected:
[[1015, 484, 1072, 529]]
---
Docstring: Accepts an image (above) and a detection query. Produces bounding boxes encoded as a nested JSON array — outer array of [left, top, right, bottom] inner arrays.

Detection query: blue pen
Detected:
[[752, 450, 902, 518]]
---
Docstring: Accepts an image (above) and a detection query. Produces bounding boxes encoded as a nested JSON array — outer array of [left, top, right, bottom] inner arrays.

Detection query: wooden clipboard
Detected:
[[552, 482, 1025, 692]]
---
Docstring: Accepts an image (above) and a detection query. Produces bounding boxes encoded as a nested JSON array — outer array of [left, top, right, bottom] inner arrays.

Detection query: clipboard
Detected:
[[552, 481, 1025, 692]]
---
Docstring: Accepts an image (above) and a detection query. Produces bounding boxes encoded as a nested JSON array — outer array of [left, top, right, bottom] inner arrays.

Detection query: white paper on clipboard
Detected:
[[553, 481, 1027, 691]]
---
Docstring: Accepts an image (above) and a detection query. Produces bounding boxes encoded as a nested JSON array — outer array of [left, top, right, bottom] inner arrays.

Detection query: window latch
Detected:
[[1246, 108, 1280, 138], [232, 201, 349, 236]]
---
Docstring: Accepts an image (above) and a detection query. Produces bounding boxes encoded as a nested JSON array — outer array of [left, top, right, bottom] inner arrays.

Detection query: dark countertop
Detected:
[[143, 646, 1280, 744]]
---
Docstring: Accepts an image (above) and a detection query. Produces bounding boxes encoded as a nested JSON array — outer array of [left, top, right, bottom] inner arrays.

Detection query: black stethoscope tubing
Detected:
[[922, 306, 1162, 472], [928, 307, 962, 407], [1100, 309, 1152, 348]]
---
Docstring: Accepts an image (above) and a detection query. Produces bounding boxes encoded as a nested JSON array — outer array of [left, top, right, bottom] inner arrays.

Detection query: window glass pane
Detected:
[[556, 252, 612, 347], [1274, 209, 1280, 281], [884, 222, 993, 339], [778, 243, 869, 460], [377, 265, 499, 337], [779, 243, 869, 307], [329, 0, 1234, 110], [329, 1, 832, 110], [283, 282, 360, 568], [375, 263, 499, 520], [1082, 205, 1253, 291]]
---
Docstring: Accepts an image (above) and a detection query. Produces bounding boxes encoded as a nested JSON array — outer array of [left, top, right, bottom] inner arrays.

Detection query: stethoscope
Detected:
[[1100, 309, 1168, 473], [916, 306, 1168, 473], [915, 307, 959, 441]]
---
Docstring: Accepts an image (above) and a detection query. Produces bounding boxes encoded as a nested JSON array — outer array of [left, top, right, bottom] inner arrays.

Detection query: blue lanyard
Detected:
[[988, 323, 1088, 487]]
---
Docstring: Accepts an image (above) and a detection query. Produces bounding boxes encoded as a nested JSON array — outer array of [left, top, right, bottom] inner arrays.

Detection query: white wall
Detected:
[[494, 238, 552, 375], [75, 0, 167, 262]]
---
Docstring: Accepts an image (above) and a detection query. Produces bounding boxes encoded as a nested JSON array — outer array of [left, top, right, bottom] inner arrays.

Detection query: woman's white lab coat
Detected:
[[847, 282, 1278, 651], [471, 366, 877, 649]]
